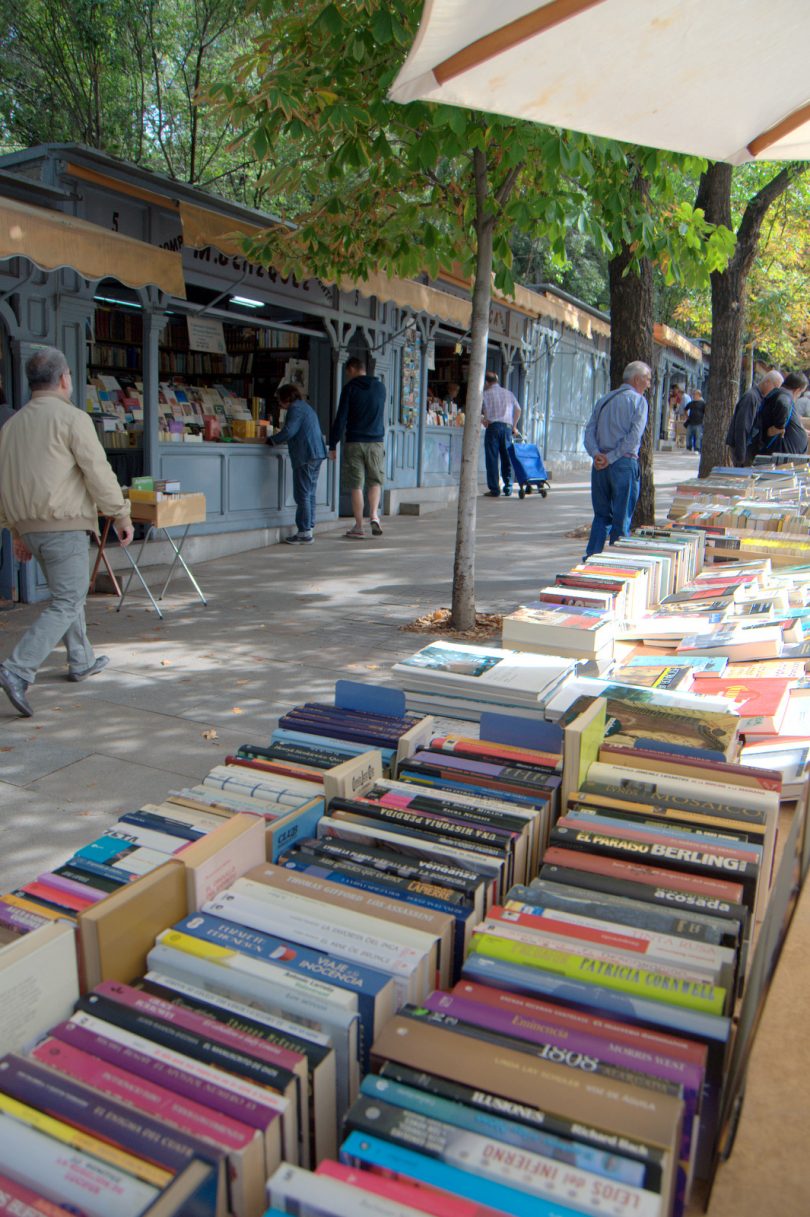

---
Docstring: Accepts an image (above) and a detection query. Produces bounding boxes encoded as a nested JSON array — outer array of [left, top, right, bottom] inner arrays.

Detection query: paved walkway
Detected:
[[0, 452, 694, 890]]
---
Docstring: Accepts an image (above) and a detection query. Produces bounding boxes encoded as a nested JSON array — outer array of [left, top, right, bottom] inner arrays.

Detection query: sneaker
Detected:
[[67, 655, 110, 683], [284, 533, 314, 544], [503, 486, 513, 496], [370, 519, 383, 536], [0, 665, 33, 717]]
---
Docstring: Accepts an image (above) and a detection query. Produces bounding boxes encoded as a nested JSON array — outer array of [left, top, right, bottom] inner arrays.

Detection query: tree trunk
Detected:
[[451, 147, 493, 631], [698, 161, 803, 477], [608, 241, 654, 527]]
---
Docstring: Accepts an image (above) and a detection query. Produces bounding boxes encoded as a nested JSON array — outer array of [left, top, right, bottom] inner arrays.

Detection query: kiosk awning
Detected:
[[0, 196, 186, 298]]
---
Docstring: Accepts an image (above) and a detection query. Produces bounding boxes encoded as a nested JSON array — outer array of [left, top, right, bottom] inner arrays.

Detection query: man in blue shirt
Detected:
[[267, 383, 327, 544], [582, 361, 651, 558]]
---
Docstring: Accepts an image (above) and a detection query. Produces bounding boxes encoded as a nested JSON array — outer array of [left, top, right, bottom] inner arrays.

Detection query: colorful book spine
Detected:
[[0, 1172, 66, 1217], [470, 930, 727, 1015]]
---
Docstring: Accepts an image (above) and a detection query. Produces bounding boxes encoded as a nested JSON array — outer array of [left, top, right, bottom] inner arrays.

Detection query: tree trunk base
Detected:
[[401, 608, 503, 642]]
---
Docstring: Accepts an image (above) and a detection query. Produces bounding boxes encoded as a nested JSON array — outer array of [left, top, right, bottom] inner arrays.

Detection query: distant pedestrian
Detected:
[[583, 361, 650, 558], [753, 372, 810, 458], [481, 371, 521, 497], [267, 383, 327, 545], [0, 347, 134, 718], [328, 356, 386, 539], [684, 390, 706, 452], [726, 370, 783, 466], [0, 387, 14, 612]]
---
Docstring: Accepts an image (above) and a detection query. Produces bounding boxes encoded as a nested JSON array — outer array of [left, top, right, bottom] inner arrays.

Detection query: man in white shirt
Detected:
[[481, 371, 521, 497]]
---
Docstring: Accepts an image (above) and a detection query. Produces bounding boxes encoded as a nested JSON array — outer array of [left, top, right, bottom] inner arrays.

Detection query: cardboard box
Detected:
[[129, 492, 206, 527]]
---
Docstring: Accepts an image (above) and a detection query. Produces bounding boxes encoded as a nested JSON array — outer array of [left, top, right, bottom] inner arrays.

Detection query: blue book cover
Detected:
[[272, 726, 395, 769], [632, 737, 727, 763], [624, 654, 728, 673], [359, 1074, 647, 1188], [339, 1130, 584, 1217], [120, 810, 206, 842], [73, 835, 142, 866], [64, 854, 133, 886], [177, 910, 394, 1070]]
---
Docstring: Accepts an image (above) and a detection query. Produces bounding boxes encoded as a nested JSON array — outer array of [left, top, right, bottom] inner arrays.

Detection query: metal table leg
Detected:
[[157, 525, 208, 605], [116, 527, 164, 618]]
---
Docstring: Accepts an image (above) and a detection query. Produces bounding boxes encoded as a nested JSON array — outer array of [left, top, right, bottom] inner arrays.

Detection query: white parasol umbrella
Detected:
[[390, 0, 810, 163]]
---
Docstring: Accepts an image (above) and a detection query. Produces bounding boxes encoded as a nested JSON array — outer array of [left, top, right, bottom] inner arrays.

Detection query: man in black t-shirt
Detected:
[[684, 390, 706, 452]]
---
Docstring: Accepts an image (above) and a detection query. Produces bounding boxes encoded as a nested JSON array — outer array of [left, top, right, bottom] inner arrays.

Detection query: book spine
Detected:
[[339, 1130, 588, 1217], [95, 979, 303, 1073], [539, 863, 749, 926], [280, 850, 468, 914], [0, 1112, 158, 1217], [30, 1036, 251, 1151], [76, 992, 294, 1097], [377, 1060, 663, 1173], [52, 1016, 282, 1133], [0, 1174, 66, 1217], [34, 873, 107, 904], [0, 1055, 203, 1176], [0, 900, 47, 933], [542, 846, 745, 903], [53, 862, 126, 893], [345, 1095, 661, 1217], [19, 881, 93, 912], [119, 811, 206, 842], [470, 930, 727, 1015], [358, 1075, 654, 1190], [310, 835, 482, 894], [551, 825, 759, 885]]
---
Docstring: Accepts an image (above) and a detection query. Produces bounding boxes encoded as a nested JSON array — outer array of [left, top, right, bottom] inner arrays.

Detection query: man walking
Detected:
[[0, 347, 133, 718], [328, 356, 386, 539], [583, 361, 650, 558], [481, 371, 521, 497], [726, 369, 783, 466], [684, 389, 706, 453]]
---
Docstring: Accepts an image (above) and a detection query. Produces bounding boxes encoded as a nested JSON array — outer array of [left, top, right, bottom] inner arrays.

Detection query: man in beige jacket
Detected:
[[0, 347, 134, 717]]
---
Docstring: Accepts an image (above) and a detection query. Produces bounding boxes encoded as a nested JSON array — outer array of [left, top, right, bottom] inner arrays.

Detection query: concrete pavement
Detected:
[[0, 452, 694, 890]]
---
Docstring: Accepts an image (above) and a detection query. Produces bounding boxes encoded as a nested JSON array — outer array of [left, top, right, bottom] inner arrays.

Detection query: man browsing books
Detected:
[[328, 357, 386, 539], [0, 347, 134, 717], [481, 371, 521, 497], [583, 362, 650, 559], [267, 382, 327, 544]]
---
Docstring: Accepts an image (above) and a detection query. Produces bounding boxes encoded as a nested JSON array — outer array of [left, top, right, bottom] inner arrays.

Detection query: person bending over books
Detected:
[[582, 361, 650, 560], [750, 372, 810, 460], [267, 382, 327, 545]]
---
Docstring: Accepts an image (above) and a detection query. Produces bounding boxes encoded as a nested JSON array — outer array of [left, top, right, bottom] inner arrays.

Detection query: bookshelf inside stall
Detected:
[[86, 301, 311, 480]]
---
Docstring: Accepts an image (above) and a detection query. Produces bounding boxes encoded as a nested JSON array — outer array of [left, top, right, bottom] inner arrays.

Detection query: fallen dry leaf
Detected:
[[160, 659, 172, 667], [202, 728, 218, 741], [235, 679, 251, 686], [231, 707, 244, 715], [400, 607, 502, 641]]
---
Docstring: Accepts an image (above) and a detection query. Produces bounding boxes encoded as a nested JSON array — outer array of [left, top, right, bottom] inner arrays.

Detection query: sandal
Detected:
[[370, 519, 383, 536], [344, 527, 366, 539]]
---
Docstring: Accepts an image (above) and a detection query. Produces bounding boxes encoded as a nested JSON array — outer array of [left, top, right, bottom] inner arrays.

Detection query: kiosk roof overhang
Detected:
[[0, 195, 186, 299]]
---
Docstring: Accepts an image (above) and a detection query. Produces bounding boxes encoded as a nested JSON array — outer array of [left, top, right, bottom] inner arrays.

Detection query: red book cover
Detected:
[[316, 1160, 503, 1217], [19, 880, 94, 913], [690, 676, 794, 733], [0, 1173, 67, 1217], [541, 845, 745, 903], [556, 815, 757, 864]]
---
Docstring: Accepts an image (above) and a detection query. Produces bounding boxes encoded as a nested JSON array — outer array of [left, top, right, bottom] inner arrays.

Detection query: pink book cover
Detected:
[[0, 1173, 69, 1217], [50, 1018, 282, 1133], [31, 1035, 253, 1152], [36, 872, 107, 904], [452, 978, 708, 1070], [94, 979, 305, 1074], [316, 1160, 503, 1217]]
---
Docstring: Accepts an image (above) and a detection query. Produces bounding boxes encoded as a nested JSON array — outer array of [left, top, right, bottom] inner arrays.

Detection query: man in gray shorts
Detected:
[[328, 357, 386, 538]]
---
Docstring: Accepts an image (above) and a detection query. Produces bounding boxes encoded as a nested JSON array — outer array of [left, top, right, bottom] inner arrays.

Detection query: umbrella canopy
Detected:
[[390, 0, 810, 163]]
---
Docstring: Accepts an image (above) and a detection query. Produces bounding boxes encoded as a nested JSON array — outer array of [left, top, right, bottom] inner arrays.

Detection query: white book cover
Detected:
[[0, 1112, 157, 1217], [586, 761, 777, 815], [147, 941, 357, 1116], [503, 898, 735, 975], [205, 890, 422, 1007], [316, 816, 504, 886], [268, 1162, 426, 1217], [0, 922, 79, 1054], [393, 641, 577, 697], [104, 821, 189, 855], [232, 877, 434, 1001]]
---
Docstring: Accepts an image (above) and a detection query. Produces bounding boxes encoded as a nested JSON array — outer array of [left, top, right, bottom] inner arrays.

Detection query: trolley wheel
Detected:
[[540, 488, 548, 498], [518, 486, 526, 499], [525, 483, 532, 495]]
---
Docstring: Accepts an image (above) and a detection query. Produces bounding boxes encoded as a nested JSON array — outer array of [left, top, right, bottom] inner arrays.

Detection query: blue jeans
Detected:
[[686, 424, 703, 452], [585, 456, 640, 557], [292, 459, 323, 534], [484, 421, 513, 494]]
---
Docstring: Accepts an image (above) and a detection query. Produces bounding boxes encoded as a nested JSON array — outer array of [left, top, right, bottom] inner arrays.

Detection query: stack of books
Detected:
[[392, 640, 578, 722]]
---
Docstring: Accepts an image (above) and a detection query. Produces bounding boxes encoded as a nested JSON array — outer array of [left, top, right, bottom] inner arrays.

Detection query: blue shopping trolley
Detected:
[[509, 441, 550, 499]]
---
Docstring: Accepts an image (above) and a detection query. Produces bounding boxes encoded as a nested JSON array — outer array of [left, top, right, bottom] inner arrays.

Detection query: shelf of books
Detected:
[[2, 497, 810, 1215], [85, 306, 308, 453]]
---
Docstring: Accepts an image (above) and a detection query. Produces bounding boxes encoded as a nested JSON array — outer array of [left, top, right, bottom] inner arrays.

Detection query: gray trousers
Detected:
[[5, 530, 95, 684]]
